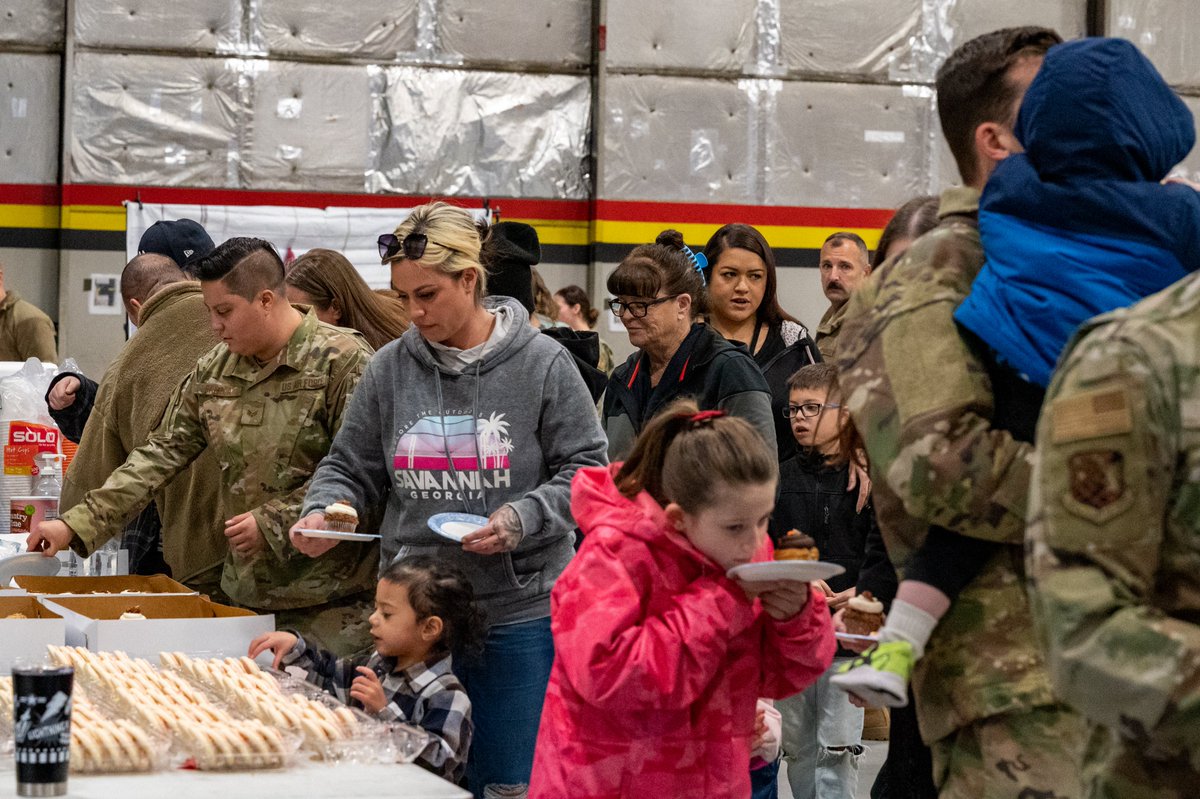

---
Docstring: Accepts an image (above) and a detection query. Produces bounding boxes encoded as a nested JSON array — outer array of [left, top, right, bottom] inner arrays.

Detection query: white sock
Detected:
[[877, 599, 938, 660]]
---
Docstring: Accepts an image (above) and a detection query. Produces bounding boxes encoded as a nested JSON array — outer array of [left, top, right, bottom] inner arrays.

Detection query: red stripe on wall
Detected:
[[0, 184, 62, 205], [593, 199, 894, 228], [58, 184, 591, 221]]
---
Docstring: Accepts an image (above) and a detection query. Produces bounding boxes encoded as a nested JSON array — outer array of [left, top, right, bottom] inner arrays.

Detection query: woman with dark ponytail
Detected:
[[601, 230, 774, 460]]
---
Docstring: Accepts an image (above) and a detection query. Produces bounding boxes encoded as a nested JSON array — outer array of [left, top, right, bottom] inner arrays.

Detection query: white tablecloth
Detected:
[[0, 762, 470, 798]]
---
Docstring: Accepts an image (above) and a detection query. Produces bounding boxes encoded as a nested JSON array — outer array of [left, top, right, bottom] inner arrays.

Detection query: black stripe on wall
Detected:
[[0, 228, 60, 249], [593, 243, 820, 267]]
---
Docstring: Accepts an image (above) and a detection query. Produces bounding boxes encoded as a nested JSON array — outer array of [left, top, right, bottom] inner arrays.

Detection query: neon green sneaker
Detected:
[[829, 640, 914, 708]]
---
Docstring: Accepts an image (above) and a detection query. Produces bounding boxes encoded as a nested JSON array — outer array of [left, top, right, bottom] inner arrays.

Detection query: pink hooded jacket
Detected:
[[529, 465, 836, 799]]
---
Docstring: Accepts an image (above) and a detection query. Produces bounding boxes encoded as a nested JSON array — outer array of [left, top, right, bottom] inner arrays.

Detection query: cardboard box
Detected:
[[14, 574, 196, 597], [41, 595, 275, 660], [0, 596, 65, 675]]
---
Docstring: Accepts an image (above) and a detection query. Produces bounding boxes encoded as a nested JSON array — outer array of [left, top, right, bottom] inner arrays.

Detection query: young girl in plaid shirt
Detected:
[[251, 555, 485, 781]]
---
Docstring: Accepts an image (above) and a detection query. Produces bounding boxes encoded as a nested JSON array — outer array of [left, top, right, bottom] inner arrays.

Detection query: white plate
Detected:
[[427, 513, 489, 543], [835, 632, 880, 644], [0, 551, 62, 584], [725, 560, 846, 583], [294, 528, 381, 542]]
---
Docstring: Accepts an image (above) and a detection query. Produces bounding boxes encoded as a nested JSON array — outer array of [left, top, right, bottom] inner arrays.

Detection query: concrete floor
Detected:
[[777, 741, 888, 799]]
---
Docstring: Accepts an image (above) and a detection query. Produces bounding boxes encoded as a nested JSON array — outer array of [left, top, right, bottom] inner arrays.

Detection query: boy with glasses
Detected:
[[771, 363, 877, 799]]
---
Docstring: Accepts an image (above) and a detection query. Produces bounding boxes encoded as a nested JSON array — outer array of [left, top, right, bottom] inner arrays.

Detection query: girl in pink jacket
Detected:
[[530, 401, 836, 798]]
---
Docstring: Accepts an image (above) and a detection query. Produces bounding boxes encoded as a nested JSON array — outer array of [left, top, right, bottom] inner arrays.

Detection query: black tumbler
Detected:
[[12, 664, 73, 797]]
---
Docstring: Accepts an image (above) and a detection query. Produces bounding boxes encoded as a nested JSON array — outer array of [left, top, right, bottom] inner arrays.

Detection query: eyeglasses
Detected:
[[378, 232, 442, 263], [607, 295, 680, 319], [783, 402, 842, 419]]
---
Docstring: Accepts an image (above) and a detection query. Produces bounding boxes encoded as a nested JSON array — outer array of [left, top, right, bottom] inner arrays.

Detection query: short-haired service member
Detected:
[[29, 237, 379, 656]]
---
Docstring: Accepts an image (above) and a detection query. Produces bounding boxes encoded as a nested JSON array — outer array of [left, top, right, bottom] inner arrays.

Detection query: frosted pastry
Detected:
[[843, 591, 885, 635], [323, 501, 359, 532], [774, 529, 819, 561]]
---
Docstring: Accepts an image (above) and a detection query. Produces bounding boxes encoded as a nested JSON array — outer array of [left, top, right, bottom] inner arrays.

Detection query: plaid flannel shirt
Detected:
[[283, 636, 472, 781]]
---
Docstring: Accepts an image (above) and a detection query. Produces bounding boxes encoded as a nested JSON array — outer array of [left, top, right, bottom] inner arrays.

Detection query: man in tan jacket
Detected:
[[59, 254, 226, 593], [0, 263, 56, 362]]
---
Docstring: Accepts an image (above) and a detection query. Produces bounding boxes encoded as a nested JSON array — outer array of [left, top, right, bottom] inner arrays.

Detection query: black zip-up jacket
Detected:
[[602, 323, 773, 460], [770, 449, 879, 594], [770, 449, 890, 654]]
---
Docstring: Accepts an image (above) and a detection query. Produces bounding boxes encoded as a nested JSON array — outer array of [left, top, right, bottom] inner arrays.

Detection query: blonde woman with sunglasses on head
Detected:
[[291, 201, 608, 798]]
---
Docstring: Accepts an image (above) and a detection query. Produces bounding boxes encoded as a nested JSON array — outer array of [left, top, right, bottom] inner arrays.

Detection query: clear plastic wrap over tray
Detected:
[[1, 673, 174, 775], [159, 652, 432, 764], [47, 647, 301, 772]]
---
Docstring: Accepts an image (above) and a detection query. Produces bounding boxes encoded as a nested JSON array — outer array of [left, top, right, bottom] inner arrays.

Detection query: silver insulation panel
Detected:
[[73, 0, 243, 53], [1110, 0, 1200, 89], [244, 61, 373, 192], [69, 52, 244, 187], [438, 0, 591, 66], [366, 67, 590, 198], [0, 0, 64, 47], [602, 75, 940, 207], [0, 52, 60, 184], [605, 0, 757, 73], [257, 0, 418, 60]]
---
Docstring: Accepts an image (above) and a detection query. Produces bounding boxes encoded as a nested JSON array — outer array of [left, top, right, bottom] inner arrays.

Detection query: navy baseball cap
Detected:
[[138, 219, 215, 272]]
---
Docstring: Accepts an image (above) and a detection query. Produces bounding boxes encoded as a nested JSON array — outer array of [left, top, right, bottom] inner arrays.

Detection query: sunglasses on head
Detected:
[[378, 232, 439, 263]]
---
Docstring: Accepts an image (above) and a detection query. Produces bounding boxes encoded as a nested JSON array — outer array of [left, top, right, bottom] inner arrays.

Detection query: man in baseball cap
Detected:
[[138, 219, 215, 274]]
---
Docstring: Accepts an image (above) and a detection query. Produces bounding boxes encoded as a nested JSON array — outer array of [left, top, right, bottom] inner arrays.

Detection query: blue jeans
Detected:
[[454, 616, 554, 798], [751, 758, 781, 799], [780, 658, 865, 799]]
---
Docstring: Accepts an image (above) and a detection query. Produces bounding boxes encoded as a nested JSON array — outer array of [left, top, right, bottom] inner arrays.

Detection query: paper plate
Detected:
[[0, 552, 62, 584], [293, 528, 381, 542], [427, 513, 489, 543], [835, 632, 880, 645], [725, 560, 846, 583]]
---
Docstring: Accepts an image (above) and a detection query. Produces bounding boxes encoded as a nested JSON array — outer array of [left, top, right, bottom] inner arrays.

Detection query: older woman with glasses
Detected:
[[291, 201, 608, 797], [602, 229, 774, 459]]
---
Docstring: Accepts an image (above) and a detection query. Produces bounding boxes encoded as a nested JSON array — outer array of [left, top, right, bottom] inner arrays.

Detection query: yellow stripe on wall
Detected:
[[60, 205, 127, 232], [592, 220, 883, 249], [0, 205, 58, 229]]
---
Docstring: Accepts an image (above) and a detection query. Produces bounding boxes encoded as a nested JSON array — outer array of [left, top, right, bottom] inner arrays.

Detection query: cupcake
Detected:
[[843, 592, 885, 635], [120, 606, 147, 620], [774, 529, 819, 561], [323, 501, 359, 533]]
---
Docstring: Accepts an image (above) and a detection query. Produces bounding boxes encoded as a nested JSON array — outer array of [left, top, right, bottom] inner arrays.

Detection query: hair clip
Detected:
[[688, 410, 725, 424], [682, 245, 708, 284]]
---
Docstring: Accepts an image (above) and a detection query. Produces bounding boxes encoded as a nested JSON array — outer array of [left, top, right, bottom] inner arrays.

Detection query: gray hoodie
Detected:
[[302, 298, 609, 625]]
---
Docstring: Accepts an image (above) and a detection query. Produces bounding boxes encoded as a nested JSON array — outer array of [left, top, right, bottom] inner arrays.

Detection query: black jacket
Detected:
[[46, 371, 98, 444], [602, 323, 773, 460], [771, 449, 889, 656], [770, 450, 879, 595], [753, 321, 821, 460]]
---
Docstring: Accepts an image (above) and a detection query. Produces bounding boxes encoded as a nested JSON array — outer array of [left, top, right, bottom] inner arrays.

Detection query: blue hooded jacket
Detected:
[[954, 37, 1200, 387]]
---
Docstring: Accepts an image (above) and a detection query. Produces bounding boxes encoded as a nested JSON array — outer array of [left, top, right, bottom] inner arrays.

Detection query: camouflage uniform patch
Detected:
[[1027, 269, 1200, 797]]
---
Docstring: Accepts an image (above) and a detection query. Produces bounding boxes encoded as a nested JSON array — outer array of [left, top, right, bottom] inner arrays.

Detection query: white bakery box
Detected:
[[39, 595, 275, 661], [13, 573, 196, 597], [0, 595, 66, 674]]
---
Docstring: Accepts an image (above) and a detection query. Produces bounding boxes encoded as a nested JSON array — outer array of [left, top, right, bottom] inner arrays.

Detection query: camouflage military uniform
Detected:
[[1028, 270, 1200, 798], [815, 300, 848, 361], [836, 187, 1085, 798], [61, 310, 379, 655]]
